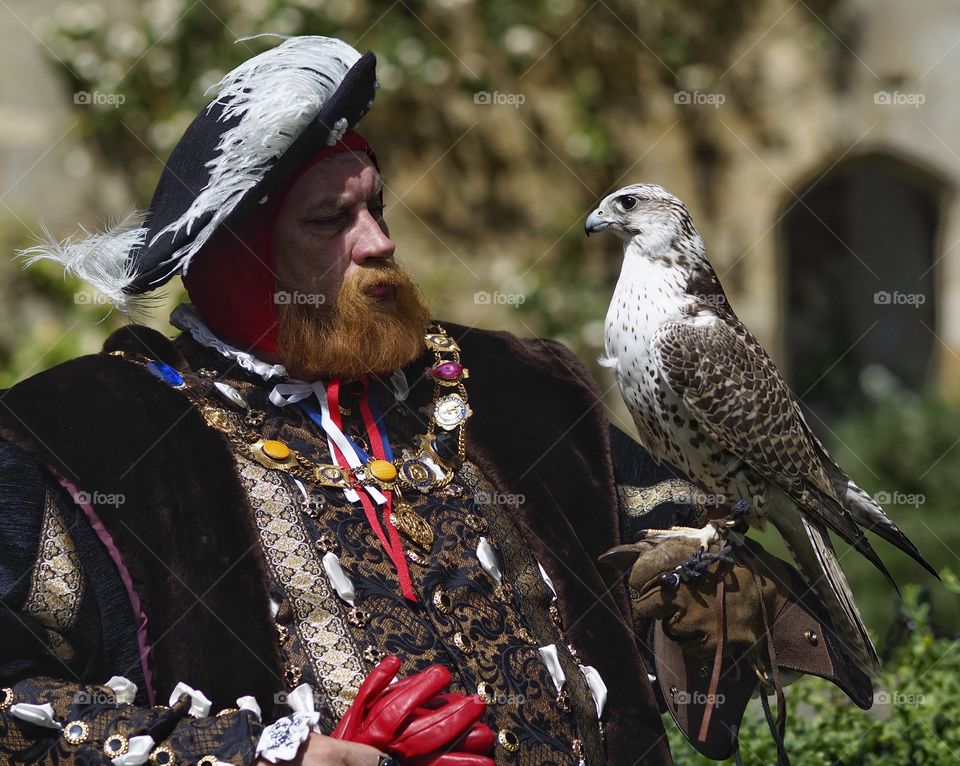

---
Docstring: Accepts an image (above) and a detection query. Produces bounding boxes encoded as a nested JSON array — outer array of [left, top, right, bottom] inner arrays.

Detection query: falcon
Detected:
[[585, 183, 936, 674]]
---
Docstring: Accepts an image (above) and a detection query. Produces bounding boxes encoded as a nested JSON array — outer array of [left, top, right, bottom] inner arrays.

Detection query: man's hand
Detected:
[[602, 534, 797, 660], [258, 732, 386, 765]]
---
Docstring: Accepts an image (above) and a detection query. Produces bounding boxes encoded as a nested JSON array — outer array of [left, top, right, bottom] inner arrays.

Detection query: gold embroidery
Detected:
[[234, 454, 366, 717], [23, 490, 85, 660], [618, 479, 708, 517], [460, 461, 604, 765]]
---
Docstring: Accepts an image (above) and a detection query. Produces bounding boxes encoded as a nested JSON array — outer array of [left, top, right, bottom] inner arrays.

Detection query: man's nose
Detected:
[[351, 209, 395, 264]]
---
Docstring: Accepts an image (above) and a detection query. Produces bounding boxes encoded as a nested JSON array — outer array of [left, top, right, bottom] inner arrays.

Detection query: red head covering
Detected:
[[182, 129, 378, 354]]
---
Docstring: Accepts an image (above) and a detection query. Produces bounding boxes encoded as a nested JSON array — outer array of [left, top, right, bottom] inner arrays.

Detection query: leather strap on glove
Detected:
[[602, 534, 873, 764], [332, 656, 494, 766]]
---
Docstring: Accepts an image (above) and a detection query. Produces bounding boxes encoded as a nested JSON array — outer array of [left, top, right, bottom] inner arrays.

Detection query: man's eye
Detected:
[[307, 214, 345, 226]]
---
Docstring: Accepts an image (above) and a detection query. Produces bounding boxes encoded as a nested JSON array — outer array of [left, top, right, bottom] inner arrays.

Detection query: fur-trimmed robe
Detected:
[[0, 321, 673, 765]]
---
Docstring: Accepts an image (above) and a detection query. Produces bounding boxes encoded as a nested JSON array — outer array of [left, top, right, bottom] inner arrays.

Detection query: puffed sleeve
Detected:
[[0, 438, 264, 765]]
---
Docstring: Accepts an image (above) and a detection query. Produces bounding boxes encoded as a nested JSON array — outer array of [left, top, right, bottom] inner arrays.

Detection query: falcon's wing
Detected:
[[651, 317, 893, 581]]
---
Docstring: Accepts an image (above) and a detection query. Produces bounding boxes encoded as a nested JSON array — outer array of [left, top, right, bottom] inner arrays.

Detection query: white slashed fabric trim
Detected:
[[476, 537, 502, 585], [16, 210, 150, 315], [169, 682, 212, 717], [10, 702, 61, 730], [110, 734, 155, 765], [321, 551, 356, 605], [537, 561, 557, 601], [578, 664, 607, 719], [105, 675, 138, 704], [236, 695, 262, 720], [538, 644, 566, 693], [153, 35, 363, 283]]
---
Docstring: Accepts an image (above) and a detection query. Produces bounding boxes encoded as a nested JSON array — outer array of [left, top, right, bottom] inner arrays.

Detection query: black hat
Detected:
[[19, 34, 378, 313]]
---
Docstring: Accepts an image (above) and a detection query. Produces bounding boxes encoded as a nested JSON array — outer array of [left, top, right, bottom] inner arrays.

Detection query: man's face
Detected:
[[272, 152, 395, 307], [269, 150, 432, 380]]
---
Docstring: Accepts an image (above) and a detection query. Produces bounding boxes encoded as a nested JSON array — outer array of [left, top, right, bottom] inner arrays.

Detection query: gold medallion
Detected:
[[315, 465, 351, 488], [249, 439, 297, 470], [425, 333, 460, 352], [392, 501, 434, 551]]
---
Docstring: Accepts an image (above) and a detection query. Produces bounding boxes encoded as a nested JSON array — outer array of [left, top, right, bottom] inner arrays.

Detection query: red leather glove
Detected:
[[404, 712, 495, 766], [331, 656, 494, 766], [393, 692, 492, 763]]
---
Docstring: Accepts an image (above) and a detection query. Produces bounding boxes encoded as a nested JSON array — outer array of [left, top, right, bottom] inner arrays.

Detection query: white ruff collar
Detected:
[[169, 303, 289, 381]]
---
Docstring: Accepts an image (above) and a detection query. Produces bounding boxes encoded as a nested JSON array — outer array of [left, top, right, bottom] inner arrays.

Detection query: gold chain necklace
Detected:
[[112, 323, 470, 550]]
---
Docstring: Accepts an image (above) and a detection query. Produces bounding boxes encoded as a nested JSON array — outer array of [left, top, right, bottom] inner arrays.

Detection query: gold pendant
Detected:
[[392, 501, 434, 551], [201, 405, 235, 434]]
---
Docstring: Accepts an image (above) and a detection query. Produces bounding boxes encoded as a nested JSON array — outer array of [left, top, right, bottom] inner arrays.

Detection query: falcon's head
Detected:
[[585, 183, 701, 259]]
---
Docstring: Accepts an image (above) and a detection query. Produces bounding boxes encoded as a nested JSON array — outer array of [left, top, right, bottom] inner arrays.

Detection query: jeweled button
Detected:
[[433, 588, 452, 614], [453, 632, 473, 654], [261, 440, 291, 461], [498, 729, 520, 752], [64, 720, 89, 745], [103, 734, 129, 757], [368, 459, 397, 481], [464, 514, 488, 533]]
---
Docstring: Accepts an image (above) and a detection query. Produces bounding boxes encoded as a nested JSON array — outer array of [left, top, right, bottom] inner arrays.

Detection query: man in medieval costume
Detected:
[[0, 35, 871, 766]]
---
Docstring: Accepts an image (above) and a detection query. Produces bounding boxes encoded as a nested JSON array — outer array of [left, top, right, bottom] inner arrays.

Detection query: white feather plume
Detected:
[[148, 34, 363, 284], [16, 209, 152, 315], [16, 34, 366, 314]]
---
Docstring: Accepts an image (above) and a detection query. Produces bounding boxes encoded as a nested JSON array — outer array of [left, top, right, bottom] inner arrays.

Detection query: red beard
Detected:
[[275, 261, 432, 380]]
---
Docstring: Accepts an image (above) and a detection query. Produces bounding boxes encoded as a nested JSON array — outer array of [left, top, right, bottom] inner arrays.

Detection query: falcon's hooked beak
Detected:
[[584, 208, 610, 236]]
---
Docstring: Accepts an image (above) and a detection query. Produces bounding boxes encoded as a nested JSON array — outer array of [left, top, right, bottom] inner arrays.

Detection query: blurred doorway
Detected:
[[779, 152, 946, 418]]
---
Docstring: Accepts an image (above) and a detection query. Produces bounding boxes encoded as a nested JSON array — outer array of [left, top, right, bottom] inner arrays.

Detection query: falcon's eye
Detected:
[[619, 195, 638, 211]]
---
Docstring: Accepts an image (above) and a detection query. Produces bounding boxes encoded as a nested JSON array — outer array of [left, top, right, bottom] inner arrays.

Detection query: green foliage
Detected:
[[826, 390, 960, 636], [668, 581, 960, 765]]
